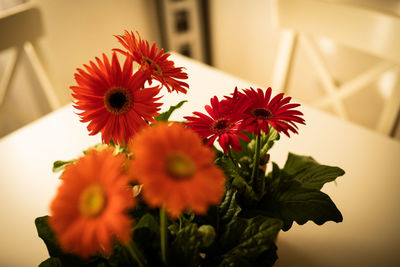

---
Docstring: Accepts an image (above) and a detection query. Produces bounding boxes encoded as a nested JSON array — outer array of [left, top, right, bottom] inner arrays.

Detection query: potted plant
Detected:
[[35, 31, 344, 267]]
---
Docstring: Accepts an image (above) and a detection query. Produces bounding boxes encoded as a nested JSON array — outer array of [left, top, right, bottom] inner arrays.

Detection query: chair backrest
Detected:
[[0, 3, 43, 51], [274, 0, 400, 63], [0, 2, 61, 137], [0, 3, 60, 110], [271, 0, 400, 136]]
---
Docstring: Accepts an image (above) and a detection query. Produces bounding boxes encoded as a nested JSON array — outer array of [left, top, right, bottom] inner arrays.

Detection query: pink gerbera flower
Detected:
[[184, 89, 249, 153], [240, 87, 305, 136]]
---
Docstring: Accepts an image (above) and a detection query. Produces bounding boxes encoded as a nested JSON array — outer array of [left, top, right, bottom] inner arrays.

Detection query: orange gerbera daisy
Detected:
[[114, 31, 189, 94], [71, 52, 162, 145], [129, 123, 225, 218], [49, 149, 134, 259]]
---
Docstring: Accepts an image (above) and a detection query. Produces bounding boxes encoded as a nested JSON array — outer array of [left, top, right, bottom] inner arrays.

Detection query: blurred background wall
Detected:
[[0, 0, 160, 137], [209, 0, 400, 139], [1, 0, 399, 139]]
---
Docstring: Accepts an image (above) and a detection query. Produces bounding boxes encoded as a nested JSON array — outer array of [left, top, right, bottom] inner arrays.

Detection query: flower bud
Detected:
[[198, 225, 216, 248], [259, 153, 270, 166]]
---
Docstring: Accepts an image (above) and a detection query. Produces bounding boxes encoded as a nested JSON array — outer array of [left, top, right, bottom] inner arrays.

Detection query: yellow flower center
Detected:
[[79, 184, 106, 217], [165, 152, 196, 180], [104, 87, 133, 115], [143, 56, 163, 75]]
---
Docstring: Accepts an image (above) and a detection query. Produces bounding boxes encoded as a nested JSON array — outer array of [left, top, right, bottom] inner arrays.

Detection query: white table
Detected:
[[1, 53, 399, 266]]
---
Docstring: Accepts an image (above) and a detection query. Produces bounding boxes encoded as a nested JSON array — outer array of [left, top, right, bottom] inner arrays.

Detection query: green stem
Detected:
[[160, 207, 168, 266], [260, 160, 267, 195], [126, 241, 147, 267], [178, 215, 183, 230], [250, 134, 261, 184], [228, 148, 237, 167]]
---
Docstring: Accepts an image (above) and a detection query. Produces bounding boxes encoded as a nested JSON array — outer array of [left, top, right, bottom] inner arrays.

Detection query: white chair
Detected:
[[0, 2, 60, 110], [271, 0, 400, 136]]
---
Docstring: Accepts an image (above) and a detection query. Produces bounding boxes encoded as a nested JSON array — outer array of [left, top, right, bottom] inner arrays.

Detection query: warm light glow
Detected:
[[317, 37, 337, 55], [378, 69, 396, 99]]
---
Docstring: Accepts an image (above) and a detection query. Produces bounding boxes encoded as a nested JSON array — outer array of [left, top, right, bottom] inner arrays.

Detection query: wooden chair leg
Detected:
[[271, 29, 297, 93], [315, 61, 395, 108], [23, 41, 61, 110], [0, 47, 20, 107], [302, 34, 348, 119], [376, 69, 400, 135]]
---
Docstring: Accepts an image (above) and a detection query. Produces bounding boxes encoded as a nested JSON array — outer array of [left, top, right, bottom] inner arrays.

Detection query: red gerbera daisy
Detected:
[[49, 149, 134, 259], [114, 31, 189, 94], [71, 52, 162, 145], [184, 89, 249, 153], [240, 87, 305, 136]]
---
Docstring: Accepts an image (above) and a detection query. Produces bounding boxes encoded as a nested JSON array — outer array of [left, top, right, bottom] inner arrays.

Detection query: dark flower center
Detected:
[[211, 119, 230, 134], [251, 108, 273, 119], [104, 87, 133, 115], [109, 92, 126, 109]]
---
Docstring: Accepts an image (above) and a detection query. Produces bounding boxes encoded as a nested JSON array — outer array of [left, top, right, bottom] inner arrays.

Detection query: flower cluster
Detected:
[[184, 87, 305, 154], [49, 31, 226, 259], [49, 122, 226, 259], [71, 31, 188, 146], [36, 31, 344, 267]]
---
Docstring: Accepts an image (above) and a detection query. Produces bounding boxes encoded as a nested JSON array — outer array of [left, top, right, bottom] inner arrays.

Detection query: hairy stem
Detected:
[[160, 207, 168, 265], [250, 134, 261, 184], [126, 241, 147, 267]]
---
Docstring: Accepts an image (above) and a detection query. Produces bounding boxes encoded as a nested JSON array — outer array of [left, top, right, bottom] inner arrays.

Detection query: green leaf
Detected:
[[216, 155, 240, 181], [219, 216, 283, 266], [155, 100, 187, 121], [39, 258, 62, 267], [217, 155, 257, 203], [134, 213, 159, 234], [169, 223, 202, 267], [108, 243, 139, 267], [263, 167, 344, 231], [229, 129, 279, 178], [262, 157, 344, 231], [218, 243, 278, 267], [219, 188, 241, 224], [283, 153, 345, 190], [218, 215, 247, 252], [277, 183, 343, 230], [267, 162, 282, 193], [255, 242, 278, 267], [132, 213, 160, 257], [35, 216, 63, 257], [231, 175, 258, 203], [52, 160, 74, 173], [247, 127, 280, 156], [260, 127, 280, 155], [35, 216, 96, 266]]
